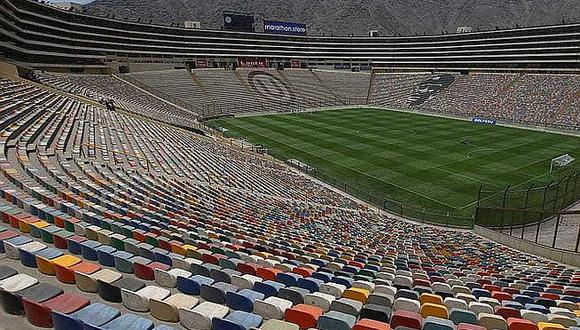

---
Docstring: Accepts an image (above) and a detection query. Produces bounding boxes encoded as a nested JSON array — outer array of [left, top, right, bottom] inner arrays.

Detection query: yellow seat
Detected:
[[38, 254, 80, 275], [420, 303, 449, 319], [29, 220, 50, 233], [18, 218, 42, 233], [537, 322, 566, 330], [420, 293, 444, 305], [52, 255, 82, 268], [342, 287, 370, 303], [574, 310, 580, 318]]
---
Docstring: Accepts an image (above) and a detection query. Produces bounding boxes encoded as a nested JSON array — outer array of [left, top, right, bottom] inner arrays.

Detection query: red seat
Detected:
[[507, 317, 539, 330], [256, 267, 281, 281], [457, 323, 487, 330], [134, 261, 169, 280], [540, 292, 560, 300], [237, 263, 259, 275], [390, 310, 423, 330], [353, 319, 391, 330], [23, 293, 90, 327], [292, 267, 315, 278], [284, 304, 323, 329], [495, 306, 521, 319], [492, 291, 512, 302]]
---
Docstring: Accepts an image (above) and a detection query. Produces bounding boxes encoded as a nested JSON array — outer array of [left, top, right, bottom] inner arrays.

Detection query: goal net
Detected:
[[550, 154, 575, 173]]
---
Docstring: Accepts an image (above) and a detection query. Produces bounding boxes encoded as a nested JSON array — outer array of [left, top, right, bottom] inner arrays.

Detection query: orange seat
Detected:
[[284, 304, 323, 329], [354, 318, 391, 330], [256, 267, 282, 281], [420, 293, 444, 305], [55, 261, 100, 284], [537, 322, 566, 330], [18, 216, 41, 233], [343, 287, 370, 303], [507, 317, 539, 330], [420, 303, 449, 319]]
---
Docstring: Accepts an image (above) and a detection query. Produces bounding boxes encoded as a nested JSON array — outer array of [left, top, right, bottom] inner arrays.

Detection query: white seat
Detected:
[[151, 293, 198, 322], [155, 268, 192, 288], [521, 309, 549, 323], [478, 312, 507, 330], [259, 319, 300, 330], [353, 280, 375, 292], [0, 273, 38, 292], [75, 268, 122, 293], [121, 285, 170, 312], [254, 296, 293, 320], [232, 274, 262, 289], [320, 282, 346, 298], [444, 297, 468, 310], [374, 285, 397, 297], [393, 297, 420, 313], [179, 301, 229, 330], [469, 301, 494, 315], [11, 241, 46, 260], [304, 292, 335, 311]]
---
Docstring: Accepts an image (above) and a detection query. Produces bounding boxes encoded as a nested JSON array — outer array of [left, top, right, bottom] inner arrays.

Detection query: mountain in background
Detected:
[[83, 0, 580, 36]]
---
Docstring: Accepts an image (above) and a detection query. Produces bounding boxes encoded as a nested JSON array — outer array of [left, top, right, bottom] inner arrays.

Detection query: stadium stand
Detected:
[[0, 73, 579, 330], [368, 73, 580, 129], [125, 69, 371, 117], [0, 0, 579, 329]]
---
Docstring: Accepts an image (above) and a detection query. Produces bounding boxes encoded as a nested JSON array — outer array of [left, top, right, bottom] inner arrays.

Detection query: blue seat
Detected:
[[80, 241, 102, 261], [137, 243, 155, 260], [226, 289, 265, 312], [472, 288, 491, 299], [98, 313, 154, 330], [52, 303, 120, 330], [177, 275, 214, 295], [317, 310, 357, 330], [254, 280, 285, 298], [35, 247, 64, 260], [96, 245, 117, 267], [524, 303, 549, 314], [277, 272, 302, 287], [212, 310, 262, 330], [298, 277, 324, 293], [331, 276, 353, 288], [312, 272, 333, 283], [449, 308, 478, 325], [153, 248, 172, 266], [201, 282, 239, 304], [423, 316, 456, 330], [66, 237, 84, 255], [19, 247, 42, 268], [514, 294, 535, 306]]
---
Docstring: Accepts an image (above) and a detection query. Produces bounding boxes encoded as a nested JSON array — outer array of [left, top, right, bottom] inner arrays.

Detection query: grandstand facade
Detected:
[[0, 0, 579, 73]]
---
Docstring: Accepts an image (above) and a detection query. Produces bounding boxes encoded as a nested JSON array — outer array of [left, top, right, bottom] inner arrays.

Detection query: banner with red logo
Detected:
[[238, 57, 267, 68]]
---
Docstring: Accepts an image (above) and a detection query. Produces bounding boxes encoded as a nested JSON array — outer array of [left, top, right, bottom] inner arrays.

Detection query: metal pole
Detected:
[[552, 178, 565, 212], [552, 213, 561, 248], [476, 184, 483, 207], [540, 181, 552, 212], [524, 183, 534, 209]]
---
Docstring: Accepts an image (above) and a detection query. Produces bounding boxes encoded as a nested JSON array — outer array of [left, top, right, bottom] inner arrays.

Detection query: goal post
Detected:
[[550, 154, 575, 173]]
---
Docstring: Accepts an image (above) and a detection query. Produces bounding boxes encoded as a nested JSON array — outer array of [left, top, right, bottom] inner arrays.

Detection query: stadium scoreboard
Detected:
[[223, 12, 255, 32]]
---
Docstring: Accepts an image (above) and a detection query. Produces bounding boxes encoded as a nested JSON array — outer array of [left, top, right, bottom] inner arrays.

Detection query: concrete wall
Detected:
[[0, 62, 18, 77], [474, 225, 580, 268]]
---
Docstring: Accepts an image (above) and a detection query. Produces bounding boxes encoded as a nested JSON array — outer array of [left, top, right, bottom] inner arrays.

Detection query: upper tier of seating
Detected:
[[368, 73, 580, 129], [2, 0, 579, 72]]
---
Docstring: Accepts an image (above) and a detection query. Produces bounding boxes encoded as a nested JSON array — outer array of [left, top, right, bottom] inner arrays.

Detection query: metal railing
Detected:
[[475, 206, 580, 252]]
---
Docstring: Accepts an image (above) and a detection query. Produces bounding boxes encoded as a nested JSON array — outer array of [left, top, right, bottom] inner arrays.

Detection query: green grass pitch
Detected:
[[212, 108, 580, 219]]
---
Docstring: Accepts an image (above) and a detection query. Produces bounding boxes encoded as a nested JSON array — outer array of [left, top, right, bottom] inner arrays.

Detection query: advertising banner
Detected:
[[264, 20, 307, 36], [472, 117, 497, 125], [238, 57, 267, 68]]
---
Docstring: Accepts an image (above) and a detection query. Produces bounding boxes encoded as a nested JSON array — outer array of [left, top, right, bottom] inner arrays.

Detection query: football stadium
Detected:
[[0, 0, 579, 329]]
